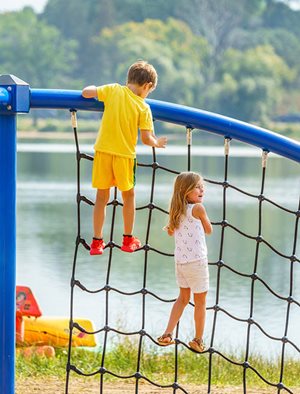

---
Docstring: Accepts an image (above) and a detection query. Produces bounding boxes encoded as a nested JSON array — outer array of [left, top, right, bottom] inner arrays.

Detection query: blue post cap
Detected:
[[0, 74, 30, 114]]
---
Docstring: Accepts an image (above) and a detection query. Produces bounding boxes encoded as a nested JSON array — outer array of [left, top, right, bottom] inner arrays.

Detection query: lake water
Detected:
[[16, 138, 299, 361]]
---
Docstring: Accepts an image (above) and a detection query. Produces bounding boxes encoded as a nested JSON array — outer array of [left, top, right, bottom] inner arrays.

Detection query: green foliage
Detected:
[[90, 18, 210, 108], [1, 0, 300, 122], [170, 0, 267, 56], [42, 0, 182, 79], [16, 341, 300, 389], [232, 28, 300, 70], [206, 45, 295, 121], [263, 0, 300, 39], [0, 7, 78, 88]]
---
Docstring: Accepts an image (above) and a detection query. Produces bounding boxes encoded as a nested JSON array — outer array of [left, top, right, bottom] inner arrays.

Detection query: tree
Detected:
[[0, 7, 78, 88], [263, 0, 300, 38], [172, 0, 267, 68], [42, 0, 182, 78], [206, 45, 295, 121], [230, 28, 300, 70], [87, 18, 210, 108]]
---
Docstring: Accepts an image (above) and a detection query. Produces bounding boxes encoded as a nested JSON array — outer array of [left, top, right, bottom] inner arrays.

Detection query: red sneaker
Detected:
[[90, 238, 105, 255], [121, 235, 141, 253]]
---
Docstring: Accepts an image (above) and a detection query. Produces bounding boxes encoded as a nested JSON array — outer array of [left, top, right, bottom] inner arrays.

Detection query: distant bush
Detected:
[[38, 122, 58, 132]]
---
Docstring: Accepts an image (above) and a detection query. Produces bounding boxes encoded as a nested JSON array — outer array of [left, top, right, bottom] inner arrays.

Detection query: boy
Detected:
[[82, 60, 167, 255]]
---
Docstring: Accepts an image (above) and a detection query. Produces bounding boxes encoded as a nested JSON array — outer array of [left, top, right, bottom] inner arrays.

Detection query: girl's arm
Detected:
[[192, 204, 213, 235]]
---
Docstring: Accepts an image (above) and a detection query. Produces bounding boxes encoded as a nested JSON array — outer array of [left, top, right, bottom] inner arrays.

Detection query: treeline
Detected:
[[0, 0, 300, 122]]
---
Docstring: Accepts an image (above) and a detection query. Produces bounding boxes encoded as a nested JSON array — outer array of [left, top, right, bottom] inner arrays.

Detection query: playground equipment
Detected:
[[22, 316, 96, 348], [16, 286, 96, 348], [0, 74, 299, 393], [16, 285, 42, 345]]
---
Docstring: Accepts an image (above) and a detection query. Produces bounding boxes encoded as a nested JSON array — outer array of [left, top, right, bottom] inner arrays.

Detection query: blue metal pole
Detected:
[[0, 75, 29, 394], [0, 113, 16, 394]]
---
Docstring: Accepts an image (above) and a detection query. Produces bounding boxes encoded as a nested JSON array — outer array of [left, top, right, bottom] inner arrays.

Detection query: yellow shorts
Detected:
[[92, 151, 136, 192]]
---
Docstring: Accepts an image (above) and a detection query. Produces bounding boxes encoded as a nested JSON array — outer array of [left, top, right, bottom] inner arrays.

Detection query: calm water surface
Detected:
[[16, 140, 299, 360]]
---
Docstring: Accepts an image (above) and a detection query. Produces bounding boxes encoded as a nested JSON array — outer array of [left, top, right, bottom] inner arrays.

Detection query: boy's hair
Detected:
[[168, 172, 203, 232], [127, 60, 157, 88]]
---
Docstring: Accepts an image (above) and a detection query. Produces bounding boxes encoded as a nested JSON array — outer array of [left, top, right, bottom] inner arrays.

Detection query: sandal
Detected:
[[189, 337, 206, 353], [157, 333, 175, 346]]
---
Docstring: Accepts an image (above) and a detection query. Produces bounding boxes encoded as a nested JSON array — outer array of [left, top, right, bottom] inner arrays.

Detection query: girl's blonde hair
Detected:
[[168, 171, 203, 232]]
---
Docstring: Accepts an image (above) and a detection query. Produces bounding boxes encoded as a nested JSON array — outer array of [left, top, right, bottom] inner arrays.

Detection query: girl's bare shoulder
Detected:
[[191, 203, 206, 218]]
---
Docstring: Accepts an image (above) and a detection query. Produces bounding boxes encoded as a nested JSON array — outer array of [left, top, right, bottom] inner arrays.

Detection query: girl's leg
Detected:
[[193, 291, 207, 340], [161, 287, 191, 343], [93, 188, 110, 238], [121, 188, 135, 235]]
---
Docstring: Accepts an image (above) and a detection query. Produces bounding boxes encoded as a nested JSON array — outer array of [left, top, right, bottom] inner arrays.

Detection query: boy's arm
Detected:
[[193, 204, 213, 235], [82, 85, 97, 99], [140, 129, 167, 148]]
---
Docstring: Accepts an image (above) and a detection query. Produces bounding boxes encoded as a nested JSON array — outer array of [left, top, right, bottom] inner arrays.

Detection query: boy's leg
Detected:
[[93, 188, 110, 238], [90, 188, 110, 255], [193, 291, 207, 340], [161, 287, 191, 343], [120, 188, 141, 252], [121, 187, 135, 235]]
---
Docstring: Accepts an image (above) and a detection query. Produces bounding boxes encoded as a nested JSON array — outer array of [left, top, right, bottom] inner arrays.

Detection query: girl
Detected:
[[157, 171, 213, 352]]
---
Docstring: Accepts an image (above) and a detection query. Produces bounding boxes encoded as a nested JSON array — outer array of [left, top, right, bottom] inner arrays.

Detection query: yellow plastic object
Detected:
[[22, 316, 97, 347]]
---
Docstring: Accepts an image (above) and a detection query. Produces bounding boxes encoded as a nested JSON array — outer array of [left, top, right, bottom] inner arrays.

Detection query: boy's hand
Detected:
[[82, 85, 97, 98], [156, 136, 167, 148], [140, 130, 167, 148]]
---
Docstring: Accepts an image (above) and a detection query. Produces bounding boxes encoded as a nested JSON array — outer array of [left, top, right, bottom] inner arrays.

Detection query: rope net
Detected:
[[65, 110, 299, 393]]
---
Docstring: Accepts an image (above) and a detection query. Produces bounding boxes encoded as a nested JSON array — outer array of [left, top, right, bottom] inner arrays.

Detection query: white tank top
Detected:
[[174, 204, 207, 264]]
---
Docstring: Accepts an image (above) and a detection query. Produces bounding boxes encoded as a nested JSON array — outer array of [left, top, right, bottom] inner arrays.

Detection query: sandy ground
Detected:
[[16, 377, 295, 394]]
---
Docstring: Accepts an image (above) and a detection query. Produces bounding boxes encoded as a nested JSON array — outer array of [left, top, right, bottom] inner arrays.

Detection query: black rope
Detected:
[[65, 112, 299, 394]]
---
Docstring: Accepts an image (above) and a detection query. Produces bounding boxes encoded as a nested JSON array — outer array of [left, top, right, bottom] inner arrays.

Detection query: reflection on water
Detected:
[[16, 143, 299, 359]]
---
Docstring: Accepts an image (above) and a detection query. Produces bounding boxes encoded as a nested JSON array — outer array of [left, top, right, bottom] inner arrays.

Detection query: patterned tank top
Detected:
[[174, 204, 207, 264]]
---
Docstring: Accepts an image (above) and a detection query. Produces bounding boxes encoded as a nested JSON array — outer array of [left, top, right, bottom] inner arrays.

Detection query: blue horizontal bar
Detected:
[[30, 89, 300, 163], [30, 89, 104, 112]]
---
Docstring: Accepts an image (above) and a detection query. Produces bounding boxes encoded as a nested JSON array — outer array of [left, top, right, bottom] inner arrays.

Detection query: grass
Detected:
[[16, 337, 300, 390]]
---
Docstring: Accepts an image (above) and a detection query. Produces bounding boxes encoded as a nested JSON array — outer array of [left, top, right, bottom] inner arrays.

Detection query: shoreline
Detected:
[[17, 142, 280, 157], [17, 130, 97, 141]]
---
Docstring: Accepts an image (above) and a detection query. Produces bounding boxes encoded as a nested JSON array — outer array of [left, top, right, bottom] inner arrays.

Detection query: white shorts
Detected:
[[175, 260, 209, 294]]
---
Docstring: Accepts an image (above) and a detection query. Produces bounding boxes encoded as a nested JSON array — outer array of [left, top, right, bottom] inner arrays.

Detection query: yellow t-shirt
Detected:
[[94, 83, 154, 158]]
